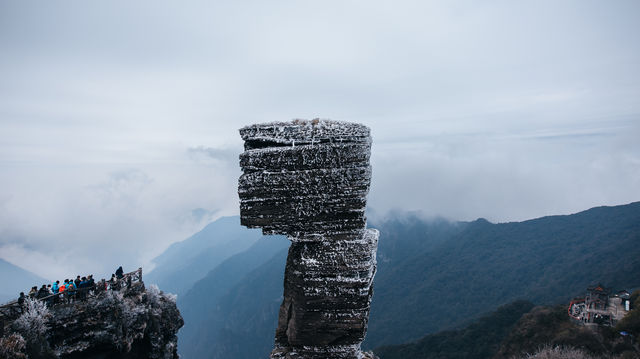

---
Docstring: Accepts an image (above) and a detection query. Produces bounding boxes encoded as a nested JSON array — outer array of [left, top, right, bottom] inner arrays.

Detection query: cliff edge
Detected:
[[1, 279, 182, 359]]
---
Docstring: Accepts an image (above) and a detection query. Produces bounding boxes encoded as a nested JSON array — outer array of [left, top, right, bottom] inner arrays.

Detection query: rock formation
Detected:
[[1, 281, 183, 359], [238, 119, 379, 359]]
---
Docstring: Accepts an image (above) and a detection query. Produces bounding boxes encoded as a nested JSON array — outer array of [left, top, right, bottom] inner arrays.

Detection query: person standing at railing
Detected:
[[77, 278, 84, 300], [18, 292, 25, 312], [36, 285, 48, 299], [66, 280, 76, 303], [88, 275, 95, 294], [64, 279, 71, 302], [28, 286, 37, 298], [45, 284, 54, 305], [109, 274, 119, 291], [51, 281, 60, 304], [59, 280, 66, 302], [79, 276, 91, 300], [115, 266, 124, 279]]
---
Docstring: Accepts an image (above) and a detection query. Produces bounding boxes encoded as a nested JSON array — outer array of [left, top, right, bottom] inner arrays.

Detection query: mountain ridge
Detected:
[[146, 201, 640, 358], [366, 201, 640, 346]]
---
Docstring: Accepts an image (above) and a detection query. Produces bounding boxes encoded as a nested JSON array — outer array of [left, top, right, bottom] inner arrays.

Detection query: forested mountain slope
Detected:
[[374, 300, 536, 359], [178, 236, 289, 359], [367, 201, 640, 346], [165, 202, 640, 358]]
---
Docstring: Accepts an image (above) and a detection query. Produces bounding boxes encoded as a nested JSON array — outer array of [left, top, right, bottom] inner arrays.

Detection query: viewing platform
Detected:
[[0, 267, 143, 323]]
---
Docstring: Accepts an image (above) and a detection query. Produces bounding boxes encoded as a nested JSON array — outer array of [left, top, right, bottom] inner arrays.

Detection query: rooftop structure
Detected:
[[568, 284, 631, 327]]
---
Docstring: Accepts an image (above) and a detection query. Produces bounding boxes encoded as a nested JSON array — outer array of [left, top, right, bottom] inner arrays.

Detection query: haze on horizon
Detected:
[[1, 0, 639, 280]]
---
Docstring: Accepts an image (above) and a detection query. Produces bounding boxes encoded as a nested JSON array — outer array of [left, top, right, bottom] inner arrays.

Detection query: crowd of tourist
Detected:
[[16, 266, 127, 307]]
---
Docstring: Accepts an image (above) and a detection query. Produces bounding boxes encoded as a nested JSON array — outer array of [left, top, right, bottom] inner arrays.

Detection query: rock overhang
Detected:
[[238, 119, 379, 359], [238, 119, 373, 239]]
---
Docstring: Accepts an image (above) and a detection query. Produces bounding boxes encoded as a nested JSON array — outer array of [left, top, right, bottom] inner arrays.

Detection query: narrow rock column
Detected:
[[238, 119, 379, 359]]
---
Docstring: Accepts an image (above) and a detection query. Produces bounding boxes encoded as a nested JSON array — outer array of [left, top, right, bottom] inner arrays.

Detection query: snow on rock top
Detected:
[[239, 119, 371, 150]]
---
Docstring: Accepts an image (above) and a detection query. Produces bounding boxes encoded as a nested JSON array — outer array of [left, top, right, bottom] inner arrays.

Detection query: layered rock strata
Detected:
[[238, 119, 379, 359]]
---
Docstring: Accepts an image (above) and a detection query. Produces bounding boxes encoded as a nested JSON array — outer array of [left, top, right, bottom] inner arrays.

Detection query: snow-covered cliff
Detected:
[[1, 281, 182, 359]]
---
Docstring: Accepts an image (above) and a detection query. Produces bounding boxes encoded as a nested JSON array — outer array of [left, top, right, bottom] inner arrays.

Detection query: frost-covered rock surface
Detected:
[[238, 119, 379, 359], [1, 282, 183, 359]]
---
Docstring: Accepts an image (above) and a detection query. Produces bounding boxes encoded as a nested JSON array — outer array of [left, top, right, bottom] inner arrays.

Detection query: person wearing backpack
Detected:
[[60, 280, 68, 302], [51, 281, 60, 303], [66, 280, 76, 303]]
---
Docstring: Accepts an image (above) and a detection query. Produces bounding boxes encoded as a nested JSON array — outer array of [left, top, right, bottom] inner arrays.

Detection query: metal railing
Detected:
[[0, 267, 143, 322]]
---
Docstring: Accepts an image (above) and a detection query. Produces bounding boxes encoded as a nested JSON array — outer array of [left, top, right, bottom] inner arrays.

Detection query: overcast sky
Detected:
[[1, 0, 639, 280]]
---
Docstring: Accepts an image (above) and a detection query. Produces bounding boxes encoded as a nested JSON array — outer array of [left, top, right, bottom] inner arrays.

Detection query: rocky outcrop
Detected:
[[1, 282, 183, 359], [238, 119, 379, 359]]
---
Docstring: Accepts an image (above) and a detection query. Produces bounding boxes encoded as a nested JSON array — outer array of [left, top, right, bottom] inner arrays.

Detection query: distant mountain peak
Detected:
[[0, 258, 50, 304]]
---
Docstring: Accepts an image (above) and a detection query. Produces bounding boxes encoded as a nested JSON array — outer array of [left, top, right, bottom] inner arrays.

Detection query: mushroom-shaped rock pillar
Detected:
[[238, 119, 379, 359]]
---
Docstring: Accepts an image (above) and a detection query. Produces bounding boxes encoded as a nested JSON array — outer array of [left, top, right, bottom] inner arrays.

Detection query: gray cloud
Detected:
[[187, 146, 240, 166], [0, 0, 639, 278]]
